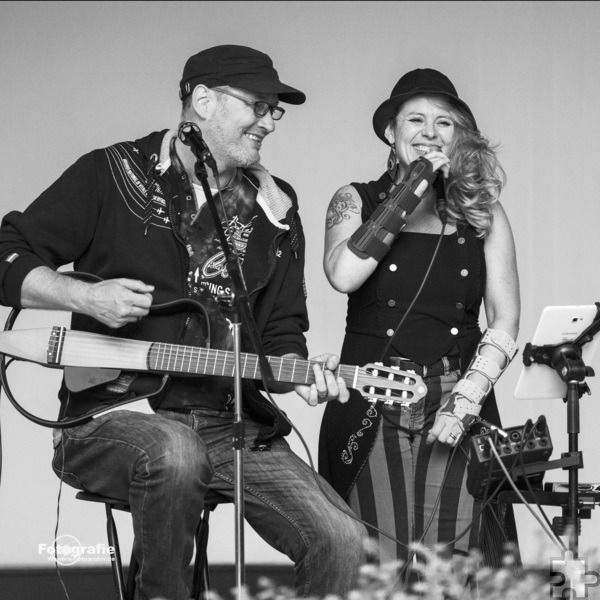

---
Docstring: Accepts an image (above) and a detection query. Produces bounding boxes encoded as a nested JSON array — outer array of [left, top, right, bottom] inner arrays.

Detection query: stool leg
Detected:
[[125, 554, 138, 600], [105, 504, 127, 600], [191, 505, 213, 599]]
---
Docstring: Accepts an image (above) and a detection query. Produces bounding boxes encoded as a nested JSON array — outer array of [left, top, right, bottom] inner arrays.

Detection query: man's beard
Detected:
[[206, 124, 261, 170]]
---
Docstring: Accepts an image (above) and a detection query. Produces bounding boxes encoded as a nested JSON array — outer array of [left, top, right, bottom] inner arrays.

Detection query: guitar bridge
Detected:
[[47, 326, 67, 365]]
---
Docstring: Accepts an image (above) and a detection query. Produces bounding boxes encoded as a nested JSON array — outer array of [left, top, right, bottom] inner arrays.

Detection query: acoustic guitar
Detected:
[[0, 326, 427, 404]]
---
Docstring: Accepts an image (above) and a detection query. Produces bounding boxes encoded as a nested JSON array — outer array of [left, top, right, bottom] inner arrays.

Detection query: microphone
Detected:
[[177, 122, 217, 172], [433, 173, 448, 226]]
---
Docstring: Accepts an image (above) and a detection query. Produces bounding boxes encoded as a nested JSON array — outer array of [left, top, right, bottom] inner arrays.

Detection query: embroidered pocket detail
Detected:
[[341, 404, 378, 464]]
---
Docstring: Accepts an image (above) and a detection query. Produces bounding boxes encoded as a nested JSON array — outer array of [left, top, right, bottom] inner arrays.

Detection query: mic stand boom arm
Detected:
[[177, 122, 275, 386], [178, 122, 274, 595]]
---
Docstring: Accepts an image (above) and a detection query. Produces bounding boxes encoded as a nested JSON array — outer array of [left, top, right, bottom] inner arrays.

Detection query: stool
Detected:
[[76, 491, 217, 600]]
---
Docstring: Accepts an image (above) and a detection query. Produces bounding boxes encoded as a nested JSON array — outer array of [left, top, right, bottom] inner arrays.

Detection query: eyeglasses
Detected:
[[214, 88, 285, 121]]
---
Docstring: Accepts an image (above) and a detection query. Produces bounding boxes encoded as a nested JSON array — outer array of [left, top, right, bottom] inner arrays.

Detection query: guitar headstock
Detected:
[[357, 362, 427, 405]]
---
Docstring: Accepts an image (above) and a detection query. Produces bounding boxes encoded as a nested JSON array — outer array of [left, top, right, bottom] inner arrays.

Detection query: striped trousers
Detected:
[[348, 368, 482, 565]]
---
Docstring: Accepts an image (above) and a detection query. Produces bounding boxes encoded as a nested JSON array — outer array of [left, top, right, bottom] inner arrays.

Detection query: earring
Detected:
[[387, 146, 400, 181]]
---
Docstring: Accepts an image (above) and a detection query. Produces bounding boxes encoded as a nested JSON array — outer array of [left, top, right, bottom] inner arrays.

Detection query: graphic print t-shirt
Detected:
[[171, 172, 258, 409]]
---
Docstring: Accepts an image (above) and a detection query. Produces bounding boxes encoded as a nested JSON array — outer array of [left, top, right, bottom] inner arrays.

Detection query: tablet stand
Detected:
[[519, 302, 600, 555]]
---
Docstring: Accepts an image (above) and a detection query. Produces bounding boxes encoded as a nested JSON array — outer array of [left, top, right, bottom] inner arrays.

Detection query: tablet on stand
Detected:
[[514, 305, 600, 400]]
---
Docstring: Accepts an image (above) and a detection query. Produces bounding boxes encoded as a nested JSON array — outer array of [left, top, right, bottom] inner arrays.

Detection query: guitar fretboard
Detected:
[[147, 342, 356, 387], [0, 327, 426, 404]]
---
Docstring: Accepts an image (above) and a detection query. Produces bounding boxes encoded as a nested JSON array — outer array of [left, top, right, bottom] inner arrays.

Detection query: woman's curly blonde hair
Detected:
[[392, 95, 506, 238], [446, 110, 506, 238]]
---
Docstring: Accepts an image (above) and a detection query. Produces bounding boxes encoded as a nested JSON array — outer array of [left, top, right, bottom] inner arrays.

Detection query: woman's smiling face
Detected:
[[385, 95, 456, 171]]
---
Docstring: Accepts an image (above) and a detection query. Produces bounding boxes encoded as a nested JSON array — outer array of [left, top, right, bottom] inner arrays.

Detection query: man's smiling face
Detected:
[[203, 87, 278, 171]]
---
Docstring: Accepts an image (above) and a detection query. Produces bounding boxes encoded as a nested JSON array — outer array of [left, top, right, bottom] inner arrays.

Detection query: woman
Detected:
[[318, 68, 520, 567]]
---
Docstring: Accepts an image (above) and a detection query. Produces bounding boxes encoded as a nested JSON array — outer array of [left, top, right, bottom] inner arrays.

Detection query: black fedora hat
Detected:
[[180, 44, 306, 105], [372, 68, 477, 144]]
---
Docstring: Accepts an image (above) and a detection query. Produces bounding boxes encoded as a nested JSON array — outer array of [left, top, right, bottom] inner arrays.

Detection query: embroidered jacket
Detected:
[[0, 130, 309, 442]]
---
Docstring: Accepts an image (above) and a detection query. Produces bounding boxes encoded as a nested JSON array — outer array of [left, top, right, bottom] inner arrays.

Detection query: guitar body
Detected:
[[64, 367, 123, 392]]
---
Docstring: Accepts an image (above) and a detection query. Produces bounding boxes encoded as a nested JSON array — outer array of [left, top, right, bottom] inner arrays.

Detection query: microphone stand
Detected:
[[522, 302, 600, 556], [177, 122, 274, 596]]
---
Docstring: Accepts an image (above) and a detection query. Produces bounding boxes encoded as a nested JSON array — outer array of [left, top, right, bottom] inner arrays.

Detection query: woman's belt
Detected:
[[390, 356, 461, 377]]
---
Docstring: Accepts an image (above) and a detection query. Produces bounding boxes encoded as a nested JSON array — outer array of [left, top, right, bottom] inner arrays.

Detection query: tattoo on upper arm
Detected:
[[326, 191, 360, 230]]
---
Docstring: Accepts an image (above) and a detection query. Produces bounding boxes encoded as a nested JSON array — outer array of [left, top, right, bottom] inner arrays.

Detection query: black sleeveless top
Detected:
[[319, 172, 501, 499], [344, 171, 484, 365]]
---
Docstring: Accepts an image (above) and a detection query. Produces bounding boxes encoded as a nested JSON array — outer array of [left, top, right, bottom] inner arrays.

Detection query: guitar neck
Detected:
[[49, 328, 358, 388], [147, 341, 357, 387]]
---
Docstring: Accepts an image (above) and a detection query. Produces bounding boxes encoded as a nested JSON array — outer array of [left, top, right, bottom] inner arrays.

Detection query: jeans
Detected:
[[53, 408, 366, 600]]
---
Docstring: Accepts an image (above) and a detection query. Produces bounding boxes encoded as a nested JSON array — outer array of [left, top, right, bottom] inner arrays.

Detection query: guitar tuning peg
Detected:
[[389, 399, 412, 407]]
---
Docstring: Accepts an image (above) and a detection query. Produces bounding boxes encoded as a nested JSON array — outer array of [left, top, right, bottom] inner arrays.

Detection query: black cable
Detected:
[[0, 270, 214, 429], [515, 417, 561, 540], [0, 172, 473, 590], [378, 408, 464, 550], [494, 416, 566, 551], [181, 160, 431, 588], [447, 416, 566, 552], [52, 432, 72, 600], [457, 417, 564, 560], [193, 136, 275, 389], [378, 219, 447, 364], [394, 443, 461, 588], [0, 270, 213, 600], [205, 169, 454, 577], [201, 166, 458, 562], [239, 207, 482, 586], [177, 159, 400, 554], [255, 365, 467, 573], [196, 166, 435, 554], [378, 172, 449, 364], [487, 439, 565, 553], [0, 369, 2, 487], [333, 412, 557, 587], [259, 387, 414, 550], [0, 358, 171, 429], [345, 189, 458, 573], [430, 421, 542, 551]]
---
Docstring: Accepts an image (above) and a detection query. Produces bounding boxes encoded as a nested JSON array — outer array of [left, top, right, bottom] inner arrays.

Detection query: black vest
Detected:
[[318, 172, 501, 499]]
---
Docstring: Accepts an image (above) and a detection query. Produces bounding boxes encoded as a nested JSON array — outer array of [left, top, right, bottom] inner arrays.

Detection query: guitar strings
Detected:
[[52, 330, 421, 400]]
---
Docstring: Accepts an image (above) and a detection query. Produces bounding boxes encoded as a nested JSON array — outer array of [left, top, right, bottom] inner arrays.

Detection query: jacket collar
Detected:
[[138, 130, 295, 228], [133, 129, 170, 163]]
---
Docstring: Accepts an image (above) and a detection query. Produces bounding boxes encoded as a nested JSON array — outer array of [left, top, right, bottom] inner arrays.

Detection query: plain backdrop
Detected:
[[1, 0, 600, 573]]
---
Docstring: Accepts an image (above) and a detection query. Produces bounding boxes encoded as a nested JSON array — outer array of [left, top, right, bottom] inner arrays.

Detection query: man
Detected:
[[0, 45, 365, 600]]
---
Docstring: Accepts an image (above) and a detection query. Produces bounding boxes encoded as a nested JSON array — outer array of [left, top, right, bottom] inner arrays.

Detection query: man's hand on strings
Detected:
[[294, 354, 349, 407]]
